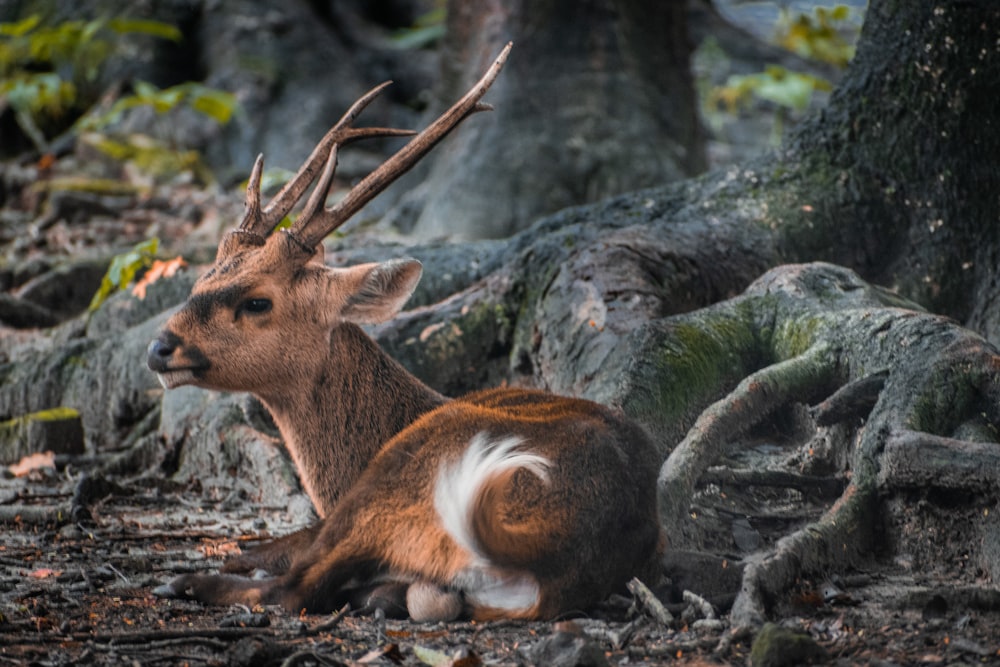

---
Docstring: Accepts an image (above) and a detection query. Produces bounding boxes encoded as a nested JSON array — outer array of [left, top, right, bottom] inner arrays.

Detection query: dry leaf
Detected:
[[132, 256, 188, 299], [9, 451, 55, 477], [29, 568, 62, 579]]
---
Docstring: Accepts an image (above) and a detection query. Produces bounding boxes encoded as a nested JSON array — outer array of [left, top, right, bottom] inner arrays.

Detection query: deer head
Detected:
[[148, 45, 510, 399]]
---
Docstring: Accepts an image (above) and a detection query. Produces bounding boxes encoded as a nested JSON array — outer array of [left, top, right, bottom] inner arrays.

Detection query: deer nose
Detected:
[[147, 332, 180, 372]]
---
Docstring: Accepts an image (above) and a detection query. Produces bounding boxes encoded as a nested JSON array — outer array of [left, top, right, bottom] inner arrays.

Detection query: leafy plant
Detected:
[[705, 4, 859, 143], [78, 80, 237, 132], [1, 14, 236, 183], [89, 237, 159, 312], [709, 65, 832, 115], [0, 15, 182, 150], [773, 5, 856, 68], [389, 3, 446, 50]]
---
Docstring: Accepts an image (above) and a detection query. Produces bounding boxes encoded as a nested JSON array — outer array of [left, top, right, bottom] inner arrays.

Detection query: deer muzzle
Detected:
[[147, 330, 208, 389]]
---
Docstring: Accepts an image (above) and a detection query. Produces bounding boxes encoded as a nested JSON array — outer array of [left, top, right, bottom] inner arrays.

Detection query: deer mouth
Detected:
[[155, 368, 200, 389]]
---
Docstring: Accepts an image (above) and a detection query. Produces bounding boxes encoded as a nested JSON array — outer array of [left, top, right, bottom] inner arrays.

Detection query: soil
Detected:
[[2, 435, 999, 666]]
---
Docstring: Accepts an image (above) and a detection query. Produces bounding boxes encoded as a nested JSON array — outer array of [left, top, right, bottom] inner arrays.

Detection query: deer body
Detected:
[[147, 45, 664, 620]]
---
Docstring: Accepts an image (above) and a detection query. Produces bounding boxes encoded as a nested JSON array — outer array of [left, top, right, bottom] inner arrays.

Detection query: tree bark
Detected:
[[392, 0, 706, 239], [780, 0, 1000, 336]]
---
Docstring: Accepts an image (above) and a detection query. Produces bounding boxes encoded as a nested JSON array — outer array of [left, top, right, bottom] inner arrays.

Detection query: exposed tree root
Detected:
[[728, 481, 878, 627], [699, 467, 845, 498], [657, 343, 837, 539], [880, 430, 1000, 491], [644, 263, 1000, 630]]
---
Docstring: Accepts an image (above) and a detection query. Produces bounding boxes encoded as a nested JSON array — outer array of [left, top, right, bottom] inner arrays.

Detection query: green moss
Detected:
[[909, 362, 991, 437], [32, 177, 148, 197], [630, 311, 763, 434], [772, 315, 822, 359], [0, 406, 80, 427], [0, 406, 84, 462], [419, 299, 517, 370], [65, 355, 88, 368], [751, 622, 827, 667]]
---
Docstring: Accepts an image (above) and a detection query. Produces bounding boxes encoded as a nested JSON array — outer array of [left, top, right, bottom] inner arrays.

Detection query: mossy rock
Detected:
[[0, 407, 85, 464], [750, 622, 827, 667]]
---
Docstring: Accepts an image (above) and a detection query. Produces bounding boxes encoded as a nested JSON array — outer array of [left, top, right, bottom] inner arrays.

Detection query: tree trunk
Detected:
[[780, 0, 1000, 337], [392, 0, 706, 239]]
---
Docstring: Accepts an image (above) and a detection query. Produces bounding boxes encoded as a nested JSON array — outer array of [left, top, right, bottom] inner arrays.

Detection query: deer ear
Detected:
[[339, 259, 423, 324]]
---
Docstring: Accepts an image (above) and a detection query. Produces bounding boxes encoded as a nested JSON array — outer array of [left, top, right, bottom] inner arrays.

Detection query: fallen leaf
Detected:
[[413, 645, 450, 666], [29, 568, 62, 579], [9, 451, 55, 477], [200, 541, 242, 558], [132, 256, 188, 299], [37, 153, 56, 171], [419, 322, 446, 343], [359, 643, 402, 664]]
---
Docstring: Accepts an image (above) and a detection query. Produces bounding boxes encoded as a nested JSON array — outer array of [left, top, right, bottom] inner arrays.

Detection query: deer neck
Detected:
[[258, 323, 447, 517]]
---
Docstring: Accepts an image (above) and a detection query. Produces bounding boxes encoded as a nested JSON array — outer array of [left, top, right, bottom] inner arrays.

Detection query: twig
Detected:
[[682, 589, 716, 620], [106, 562, 130, 584], [701, 466, 845, 497], [626, 577, 673, 626], [0, 503, 71, 525], [305, 603, 351, 635], [79, 626, 276, 645]]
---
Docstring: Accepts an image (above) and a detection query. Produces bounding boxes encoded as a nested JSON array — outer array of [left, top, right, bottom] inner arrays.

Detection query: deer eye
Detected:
[[239, 298, 272, 316]]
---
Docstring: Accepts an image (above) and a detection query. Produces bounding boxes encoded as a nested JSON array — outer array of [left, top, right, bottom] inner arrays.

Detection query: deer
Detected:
[[146, 44, 664, 621]]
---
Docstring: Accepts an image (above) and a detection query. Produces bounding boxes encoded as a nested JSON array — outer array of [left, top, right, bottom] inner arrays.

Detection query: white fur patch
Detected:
[[433, 433, 550, 612], [434, 433, 550, 560], [454, 567, 543, 612]]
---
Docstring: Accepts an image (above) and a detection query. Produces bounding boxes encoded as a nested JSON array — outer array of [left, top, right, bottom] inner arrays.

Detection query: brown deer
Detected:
[[147, 44, 663, 621]]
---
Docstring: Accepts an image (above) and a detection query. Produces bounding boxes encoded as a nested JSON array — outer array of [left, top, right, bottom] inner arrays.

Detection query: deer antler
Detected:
[[286, 41, 513, 250], [239, 82, 418, 238]]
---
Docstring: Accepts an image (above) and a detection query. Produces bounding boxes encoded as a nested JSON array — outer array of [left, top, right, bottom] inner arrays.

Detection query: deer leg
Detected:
[[220, 524, 322, 576], [153, 559, 371, 613], [153, 573, 280, 608], [346, 580, 410, 618]]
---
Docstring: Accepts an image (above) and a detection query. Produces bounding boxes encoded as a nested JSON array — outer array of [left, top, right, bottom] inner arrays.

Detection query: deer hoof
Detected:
[[152, 577, 189, 599], [407, 581, 464, 622]]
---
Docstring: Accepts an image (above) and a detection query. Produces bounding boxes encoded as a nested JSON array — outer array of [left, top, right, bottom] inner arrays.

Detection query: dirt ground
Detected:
[[3, 446, 999, 667]]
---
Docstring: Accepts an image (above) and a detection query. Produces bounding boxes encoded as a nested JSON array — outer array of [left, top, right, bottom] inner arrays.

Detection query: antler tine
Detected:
[[238, 154, 266, 234], [289, 41, 513, 249], [238, 81, 417, 238]]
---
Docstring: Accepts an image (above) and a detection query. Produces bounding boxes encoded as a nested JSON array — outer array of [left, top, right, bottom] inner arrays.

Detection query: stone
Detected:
[[0, 407, 85, 464]]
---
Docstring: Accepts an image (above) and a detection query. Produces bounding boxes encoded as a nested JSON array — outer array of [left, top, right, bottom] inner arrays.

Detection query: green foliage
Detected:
[[89, 237, 159, 313], [79, 81, 237, 132], [773, 5, 856, 68], [0, 14, 182, 149], [1, 14, 235, 182], [709, 65, 832, 115], [389, 3, 446, 50], [704, 4, 860, 143]]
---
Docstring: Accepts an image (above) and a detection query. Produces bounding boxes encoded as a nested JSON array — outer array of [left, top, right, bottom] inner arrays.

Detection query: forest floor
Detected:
[[2, 444, 999, 666]]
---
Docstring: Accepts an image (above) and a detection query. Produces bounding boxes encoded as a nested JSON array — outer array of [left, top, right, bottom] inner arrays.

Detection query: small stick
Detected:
[[682, 589, 716, 620], [306, 603, 351, 635], [627, 577, 674, 626]]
